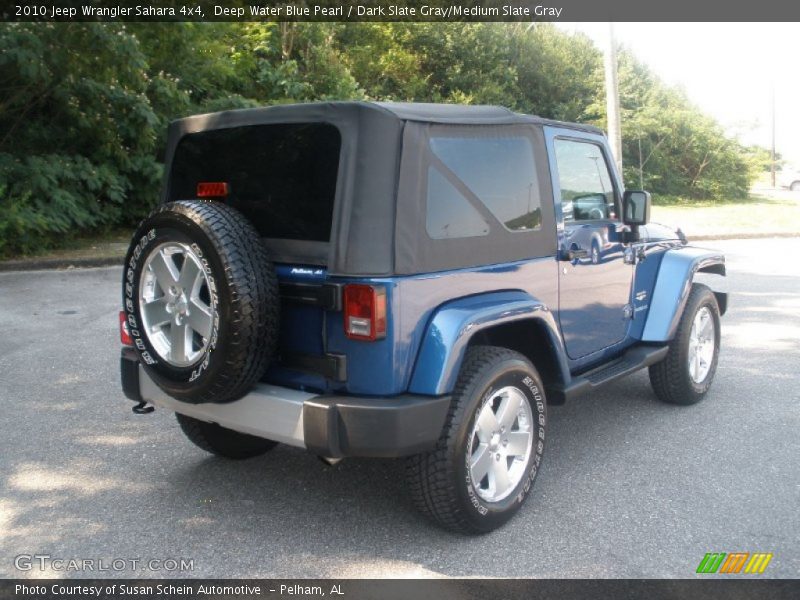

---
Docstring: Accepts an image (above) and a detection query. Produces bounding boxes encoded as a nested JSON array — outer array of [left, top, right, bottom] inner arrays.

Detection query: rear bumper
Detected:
[[121, 348, 450, 458]]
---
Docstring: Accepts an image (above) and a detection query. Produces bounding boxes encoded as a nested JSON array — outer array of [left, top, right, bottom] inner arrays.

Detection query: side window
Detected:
[[553, 139, 616, 222], [428, 135, 542, 234], [426, 167, 490, 239]]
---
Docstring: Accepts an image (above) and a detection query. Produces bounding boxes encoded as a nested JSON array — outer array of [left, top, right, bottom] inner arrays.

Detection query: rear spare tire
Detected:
[[123, 200, 279, 404]]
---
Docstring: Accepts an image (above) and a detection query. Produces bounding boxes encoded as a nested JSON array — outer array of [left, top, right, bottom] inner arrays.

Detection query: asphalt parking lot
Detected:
[[0, 238, 797, 579]]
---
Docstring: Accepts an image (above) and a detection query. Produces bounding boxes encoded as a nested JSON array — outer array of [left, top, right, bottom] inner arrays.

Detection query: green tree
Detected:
[[229, 23, 362, 103], [0, 22, 766, 257], [512, 24, 603, 121], [616, 49, 750, 199], [0, 23, 164, 255]]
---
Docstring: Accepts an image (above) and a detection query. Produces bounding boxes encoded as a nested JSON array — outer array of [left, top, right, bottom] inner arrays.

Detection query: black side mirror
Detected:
[[623, 190, 651, 227]]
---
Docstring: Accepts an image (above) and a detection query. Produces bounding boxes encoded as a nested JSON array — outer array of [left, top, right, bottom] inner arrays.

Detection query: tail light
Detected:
[[196, 182, 229, 198], [343, 284, 386, 341], [119, 311, 133, 346]]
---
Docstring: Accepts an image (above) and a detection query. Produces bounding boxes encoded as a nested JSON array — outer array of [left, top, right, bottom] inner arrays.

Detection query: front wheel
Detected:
[[649, 283, 721, 405], [406, 346, 546, 534], [590, 239, 601, 264]]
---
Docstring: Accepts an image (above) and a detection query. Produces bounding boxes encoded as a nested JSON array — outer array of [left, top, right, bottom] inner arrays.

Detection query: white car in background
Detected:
[[778, 168, 800, 191]]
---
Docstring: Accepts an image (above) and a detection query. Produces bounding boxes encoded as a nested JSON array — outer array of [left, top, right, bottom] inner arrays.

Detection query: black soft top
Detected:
[[163, 102, 602, 275], [168, 100, 602, 132]]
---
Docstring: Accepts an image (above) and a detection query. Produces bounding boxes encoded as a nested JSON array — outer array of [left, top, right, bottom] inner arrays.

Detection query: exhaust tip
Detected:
[[132, 401, 155, 415]]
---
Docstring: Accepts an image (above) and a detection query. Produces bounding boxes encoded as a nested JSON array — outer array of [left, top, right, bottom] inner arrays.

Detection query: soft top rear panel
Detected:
[[163, 102, 598, 276], [164, 102, 404, 276]]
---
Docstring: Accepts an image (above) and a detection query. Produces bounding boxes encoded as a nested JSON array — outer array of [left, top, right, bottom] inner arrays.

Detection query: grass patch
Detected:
[[653, 195, 744, 207], [1, 228, 133, 262], [651, 194, 800, 238]]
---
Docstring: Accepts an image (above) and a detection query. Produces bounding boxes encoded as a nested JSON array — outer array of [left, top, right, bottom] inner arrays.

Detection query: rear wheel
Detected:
[[649, 284, 721, 405], [790, 181, 800, 192], [406, 346, 546, 534], [176, 414, 277, 459]]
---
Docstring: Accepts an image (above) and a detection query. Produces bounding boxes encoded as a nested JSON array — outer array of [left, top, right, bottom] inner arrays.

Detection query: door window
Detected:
[[553, 139, 617, 222]]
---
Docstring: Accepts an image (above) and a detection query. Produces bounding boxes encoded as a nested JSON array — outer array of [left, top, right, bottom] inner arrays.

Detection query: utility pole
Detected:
[[605, 23, 623, 175], [771, 85, 776, 188], [638, 137, 644, 189]]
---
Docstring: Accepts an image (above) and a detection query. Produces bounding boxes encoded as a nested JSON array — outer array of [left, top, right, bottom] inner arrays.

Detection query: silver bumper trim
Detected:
[[138, 366, 313, 448]]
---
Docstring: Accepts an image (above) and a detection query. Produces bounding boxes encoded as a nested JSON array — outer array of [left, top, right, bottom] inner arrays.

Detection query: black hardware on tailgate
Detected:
[[280, 352, 347, 382], [279, 282, 343, 311]]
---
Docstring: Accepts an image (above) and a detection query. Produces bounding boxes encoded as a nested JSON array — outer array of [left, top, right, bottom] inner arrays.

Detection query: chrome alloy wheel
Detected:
[[139, 242, 214, 367], [468, 386, 534, 503], [688, 306, 715, 384]]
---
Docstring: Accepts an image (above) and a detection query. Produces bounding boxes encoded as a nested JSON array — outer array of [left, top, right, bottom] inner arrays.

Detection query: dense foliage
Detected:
[[0, 22, 764, 256]]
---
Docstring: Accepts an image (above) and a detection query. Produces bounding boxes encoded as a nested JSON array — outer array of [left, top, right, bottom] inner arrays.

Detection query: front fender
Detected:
[[641, 246, 726, 342], [408, 291, 568, 396]]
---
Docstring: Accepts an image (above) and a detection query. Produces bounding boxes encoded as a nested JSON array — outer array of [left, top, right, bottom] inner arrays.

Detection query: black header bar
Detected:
[[2, 0, 800, 22]]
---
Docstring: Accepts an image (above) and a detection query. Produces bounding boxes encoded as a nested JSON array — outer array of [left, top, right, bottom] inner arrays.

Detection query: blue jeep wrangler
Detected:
[[120, 102, 726, 533]]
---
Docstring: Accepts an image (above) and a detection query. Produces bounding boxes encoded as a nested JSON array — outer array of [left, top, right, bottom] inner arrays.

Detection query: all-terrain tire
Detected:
[[406, 346, 547, 534], [176, 414, 277, 459], [122, 200, 279, 404], [649, 283, 721, 405]]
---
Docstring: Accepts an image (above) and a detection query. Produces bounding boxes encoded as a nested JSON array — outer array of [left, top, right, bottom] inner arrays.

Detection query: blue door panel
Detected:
[[544, 126, 635, 360]]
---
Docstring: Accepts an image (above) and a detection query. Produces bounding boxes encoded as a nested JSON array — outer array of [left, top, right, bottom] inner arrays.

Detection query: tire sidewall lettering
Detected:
[[125, 228, 158, 366], [519, 375, 546, 500]]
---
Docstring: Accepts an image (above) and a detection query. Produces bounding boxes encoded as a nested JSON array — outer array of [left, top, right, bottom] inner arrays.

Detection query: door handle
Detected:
[[560, 248, 589, 261]]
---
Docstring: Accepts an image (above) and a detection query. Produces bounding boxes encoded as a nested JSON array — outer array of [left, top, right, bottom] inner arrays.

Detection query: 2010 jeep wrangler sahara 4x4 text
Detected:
[[120, 102, 727, 533]]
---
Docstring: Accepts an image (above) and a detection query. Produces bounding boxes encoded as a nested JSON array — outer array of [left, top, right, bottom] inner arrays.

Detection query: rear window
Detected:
[[169, 123, 341, 242], [425, 167, 490, 239], [426, 134, 542, 239]]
